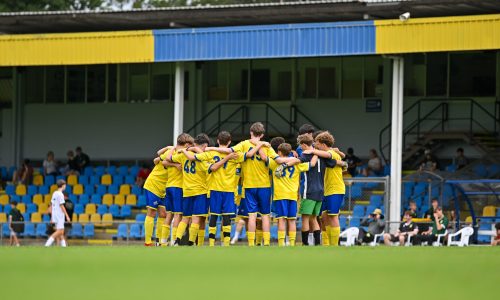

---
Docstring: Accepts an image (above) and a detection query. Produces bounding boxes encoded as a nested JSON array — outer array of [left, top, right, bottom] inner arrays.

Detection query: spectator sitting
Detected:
[[362, 149, 383, 176], [492, 223, 500, 246], [64, 151, 79, 175], [419, 149, 438, 172], [74, 146, 91, 173], [136, 164, 151, 187], [12, 159, 34, 185], [408, 200, 418, 218], [344, 147, 361, 177], [43, 151, 59, 176], [383, 210, 419, 246], [424, 199, 439, 220], [454, 147, 468, 170], [8, 201, 24, 247], [357, 208, 385, 244], [413, 206, 448, 246]]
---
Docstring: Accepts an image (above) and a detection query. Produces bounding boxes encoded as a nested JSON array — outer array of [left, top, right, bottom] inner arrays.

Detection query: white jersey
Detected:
[[51, 191, 66, 219]]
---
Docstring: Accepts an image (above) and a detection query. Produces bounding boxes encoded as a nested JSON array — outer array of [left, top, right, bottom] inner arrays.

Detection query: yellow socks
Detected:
[[209, 226, 217, 246], [176, 221, 188, 241], [171, 226, 177, 244], [144, 216, 155, 245], [155, 217, 165, 243], [161, 224, 170, 246], [197, 229, 205, 246], [278, 231, 286, 247], [247, 231, 255, 246], [256, 230, 263, 246], [189, 223, 200, 244], [322, 230, 330, 246], [263, 232, 270, 246], [329, 226, 340, 246], [289, 231, 296, 246], [222, 225, 231, 246]]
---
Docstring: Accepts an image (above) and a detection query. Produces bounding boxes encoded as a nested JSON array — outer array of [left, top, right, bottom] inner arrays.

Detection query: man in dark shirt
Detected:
[[413, 206, 449, 246], [65, 150, 79, 175], [8, 201, 24, 246], [74, 146, 91, 172], [424, 198, 439, 220], [344, 148, 361, 177], [384, 211, 419, 246]]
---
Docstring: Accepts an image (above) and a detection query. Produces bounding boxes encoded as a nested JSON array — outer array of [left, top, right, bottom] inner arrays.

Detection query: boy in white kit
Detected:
[[45, 179, 71, 247]]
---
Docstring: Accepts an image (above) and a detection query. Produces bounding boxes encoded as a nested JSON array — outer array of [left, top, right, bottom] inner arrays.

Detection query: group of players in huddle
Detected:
[[142, 122, 348, 247]]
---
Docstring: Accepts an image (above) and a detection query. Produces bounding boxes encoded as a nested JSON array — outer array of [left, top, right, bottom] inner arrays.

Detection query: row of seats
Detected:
[[30, 174, 139, 187], [0, 210, 118, 225], [1, 222, 95, 239], [74, 204, 133, 218], [4, 183, 142, 197], [1, 193, 142, 207], [0, 165, 141, 181]]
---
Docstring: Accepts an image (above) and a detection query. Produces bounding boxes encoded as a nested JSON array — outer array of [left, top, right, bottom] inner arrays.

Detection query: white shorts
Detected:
[[52, 216, 65, 230]]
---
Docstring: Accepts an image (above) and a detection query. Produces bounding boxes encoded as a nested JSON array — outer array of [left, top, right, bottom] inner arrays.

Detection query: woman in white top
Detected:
[[45, 179, 71, 247], [363, 149, 383, 176], [43, 151, 58, 176]]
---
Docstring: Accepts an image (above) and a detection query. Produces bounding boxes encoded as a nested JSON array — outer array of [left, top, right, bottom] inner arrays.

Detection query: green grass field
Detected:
[[1, 246, 498, 300]]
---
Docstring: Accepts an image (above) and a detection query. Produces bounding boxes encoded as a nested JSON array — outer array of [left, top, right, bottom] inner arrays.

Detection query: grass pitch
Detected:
[[1, 246, 498, 300]]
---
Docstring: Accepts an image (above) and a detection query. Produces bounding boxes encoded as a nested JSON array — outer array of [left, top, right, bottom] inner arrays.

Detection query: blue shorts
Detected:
[[210, 191, 236, 215], [245, 188, 272, 215], [237, 198, 249, 218], [145, 189, 165, 210], [273, 200, 298, 219], [183, 194, 209, 217], [323, 194, 344, 215], [165, 187, 183, 214]]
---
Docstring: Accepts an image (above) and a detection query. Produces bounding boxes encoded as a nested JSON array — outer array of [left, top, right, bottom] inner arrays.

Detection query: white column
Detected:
[[389, 57, 404, 232], [173, 62, 185, 144]]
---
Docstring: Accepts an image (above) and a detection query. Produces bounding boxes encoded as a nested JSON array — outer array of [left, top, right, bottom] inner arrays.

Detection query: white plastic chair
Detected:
[[369, 231, 384, 246], [432, 230, 448, 247], [339, 227, 359, 247], [447, 226, 474, 247]]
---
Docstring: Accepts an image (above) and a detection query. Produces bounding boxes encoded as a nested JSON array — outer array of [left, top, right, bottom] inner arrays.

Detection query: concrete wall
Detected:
[[0, 109, 13, 166]]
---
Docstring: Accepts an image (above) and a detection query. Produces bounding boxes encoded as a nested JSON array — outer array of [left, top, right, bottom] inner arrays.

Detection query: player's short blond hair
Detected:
[[278, 143, 292, 156], [177, 133, 194, 146], [297, 134, 313, 146], [315, 131, 334, 147], [250, 122, 265, 136]]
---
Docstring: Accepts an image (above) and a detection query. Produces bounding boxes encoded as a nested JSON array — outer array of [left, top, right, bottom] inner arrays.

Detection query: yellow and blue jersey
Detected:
[[165, 149, 183, 189], [143, 152, 169, 198], [269, 159, 309, 201], [231, 140, 279, 189], [172, 151, 209, 197], [194, 151, 244, 193], [323, 149, 345, 195]]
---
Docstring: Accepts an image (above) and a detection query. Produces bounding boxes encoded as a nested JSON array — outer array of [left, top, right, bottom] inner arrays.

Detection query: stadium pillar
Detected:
[[173, 62, 185, 144], [11, 67, 23, 166], [389, 57, 404, 232]]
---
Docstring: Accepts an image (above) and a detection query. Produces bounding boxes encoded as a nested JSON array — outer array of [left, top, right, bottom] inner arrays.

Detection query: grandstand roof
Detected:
[[0, 0, 499, 34]]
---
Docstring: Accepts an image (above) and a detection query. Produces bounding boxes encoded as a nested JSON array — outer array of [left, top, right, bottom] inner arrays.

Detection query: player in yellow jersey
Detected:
[[266, 143, 310, 246], [169, 133, 211, 246], [159, 133, 194, 246]]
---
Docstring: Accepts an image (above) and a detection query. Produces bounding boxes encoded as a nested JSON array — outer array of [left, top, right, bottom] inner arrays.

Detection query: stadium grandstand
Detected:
[[0, 0, 500, 247]]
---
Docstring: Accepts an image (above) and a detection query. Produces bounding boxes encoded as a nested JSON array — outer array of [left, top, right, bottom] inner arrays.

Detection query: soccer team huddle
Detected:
[[143, 122, 348, 247]]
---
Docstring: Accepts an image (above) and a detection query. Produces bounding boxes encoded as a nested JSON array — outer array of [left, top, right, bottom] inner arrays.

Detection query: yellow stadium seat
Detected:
[[50, 184, 58, 194], [73, 184, 84, 195], [33, 174, 44, 186], [31, 212, 42, 223], [126, 195, 137, 206], [102, 213, 113, 227], [72, 213, 78, 222], [16, 184, 27, 196], [44, 194, 52, 205], [67, 174, 78, 186], [0, 194, 9, 206], [483, 206, 496, 217], [114, 195, 125, 206], [38, 203, 49, 214], [119, 185, 131, 195], [85, 204, 97, 215], [79, 213, 90, 224], [101, 174, 112, 185], [465, 216, 472, 223], [33, 194, 44, 206], [0, 213, 6, 223], [102, 194, 114, 206], [17, 203, 26, 213], [90, 213, 101, 225]]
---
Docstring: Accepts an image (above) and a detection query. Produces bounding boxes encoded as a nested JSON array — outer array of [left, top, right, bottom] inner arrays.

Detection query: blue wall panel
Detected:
[[154, 21, 375, 62]]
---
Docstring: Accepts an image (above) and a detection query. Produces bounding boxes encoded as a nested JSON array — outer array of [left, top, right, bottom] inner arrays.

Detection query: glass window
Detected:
[[151, 63, 172, 101], [252, 59, 292, 101], [23, 67, 44, 103], [206, 61, 228, 101], [364, 56, 384, 98], [87, 65, 106, 103], [426, 53, 448, 96], [228, 60, 249, 100], [46, 66, 64, 103], [342, 57, 363, 98], [404, 54, 426, 97], [129, 63, 149, 102], [250, 69, 270, 101], [67, 66, 86, 103], [450, 52, 496, 97], [108, 65, 117, 102]]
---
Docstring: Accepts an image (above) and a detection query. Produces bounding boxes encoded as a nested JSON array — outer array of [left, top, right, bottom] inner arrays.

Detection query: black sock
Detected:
[[313, 230, 321, 245], [301, 231, 309, 245]]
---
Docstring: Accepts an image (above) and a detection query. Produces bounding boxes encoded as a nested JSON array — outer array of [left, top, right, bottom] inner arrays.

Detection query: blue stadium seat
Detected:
[[42, 214, 50, 222], [0, 166, 7, 180], [369, 195, 383, 207], [23, 213, 31, 222], [129, 224, 141, 240], [38, 185, 49, 195], [26, 203, 37, 214], [83, 166, 93, 177], [413, 182, 427, 197], [115, 224, 128, 240], [118, 166, 129, 176], [94, 166, 105, 177], [129, 166, 140, 177], [488, 164, 500, 177], [22, 195, 32, 204], [106, 166, 117, 175], [0, 204, 3, 213], [478, 223, 493, 243], [89, 175, 100, 186], [430, 185, 440, 199], [27, 185, 38, 196], [70, 223, 84, 239], [365, 205, 377, 216], [5, 184, 15, 196], [91, 194, 102, 205], [383, 165, 390, 176], [3, 223, 11, 237], [74, 204, 84, 215], [79, 194, 90, 205], [349, 218, 361, 228], [55, 175, 66, 182], [96, 185, 107, 196], [137, 195, 146, 207], [78, 175, 89, 186], [97, 205, 108, 215], [339, 215, 347, 230], [119, 205, 131, 218], [23, 223, 36, 238], [135, 213, 146, 223], [45, 175, 55, 187], [419, 205, 429, 217], [4, 204, 12, 215], [352, 205, 365, 218], [108, 184, 119, 195], [350, 184, 363, 199], [113, 175, 124, 186], [132, 185, 142, 196], [65, 185, 72, 195], [84, 223, 95, 238], [473, 164, 488, 178], [36, 223, 48, 238], [109, 204, 120, 218], [125, 176, 135, 185], [84, 185, 95, 196], [69, 194, 78, 204]]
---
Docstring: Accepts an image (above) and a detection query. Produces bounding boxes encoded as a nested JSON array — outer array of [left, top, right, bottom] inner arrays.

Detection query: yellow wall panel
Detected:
[[0, 30, 154, 66], [375, 14, 500, 54]]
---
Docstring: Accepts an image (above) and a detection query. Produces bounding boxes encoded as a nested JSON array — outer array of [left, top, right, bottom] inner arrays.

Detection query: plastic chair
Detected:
[[36, 223, 48, 238], [113, 175, 124, 186], [131, 185, 142, 196], [27, 185, 38, 196], [129, 224, 141, 240], [109, 205, 120, 218], [91, 195, 102, 205], [2, 223, 10, 237], [124, 176, 135, 185], [67, 174, 78, 186], [33, 194, 44, 206], [120, 205, 132, 218], [26, 203, 38, 214], [352, 205, 365, 218], [447, 226, 474, 247], [114, 195, 125, 206], [135, 213, 146, 223], [74, 204, 84, 215], [369, 231, 385, 246], [483, 206, 496, 217], [23, 223, 36, 238], [84, 185, 95, 196], [73, 184, 84, 195], [70, 223, 84, 239], [102, 194, 114, 206], [94, 166, 106, 177], [108, 184, 119, 195], [90, 213, 101, 225], [339, 227, 359, 246], [85, 204, 97, 215], [38, 185, 49, 195], [0, 195, 9, 206], [0, 212, 7, 222], [78, 175, 89, 186], [45, 175, 55, 187], [115, 223, 128, 240], [119, 184, 131, 195], [5, 185, 15, 196], [79, 195, 90, 206], [432, 230, 448, 247], [102, 213, 113, 227], [17, 203, 26, 214], [22, 195, 33, 204], [118, 166, 129, 176], [106, 166, 117, 176], [96, 185, 107, 196], [129, 166, 140, 177], [84, 223, 95, 238], [16, 184, 27, 196], [90, 176, 101, 186], [97, 205, 108, 215], [137, 195, 146, 207], [369, 195, 383, 207], [78, 213, 90, 224], [101, 174, 112, 185], [125, 195, 137, 206], [83, 166, 93, 177]]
